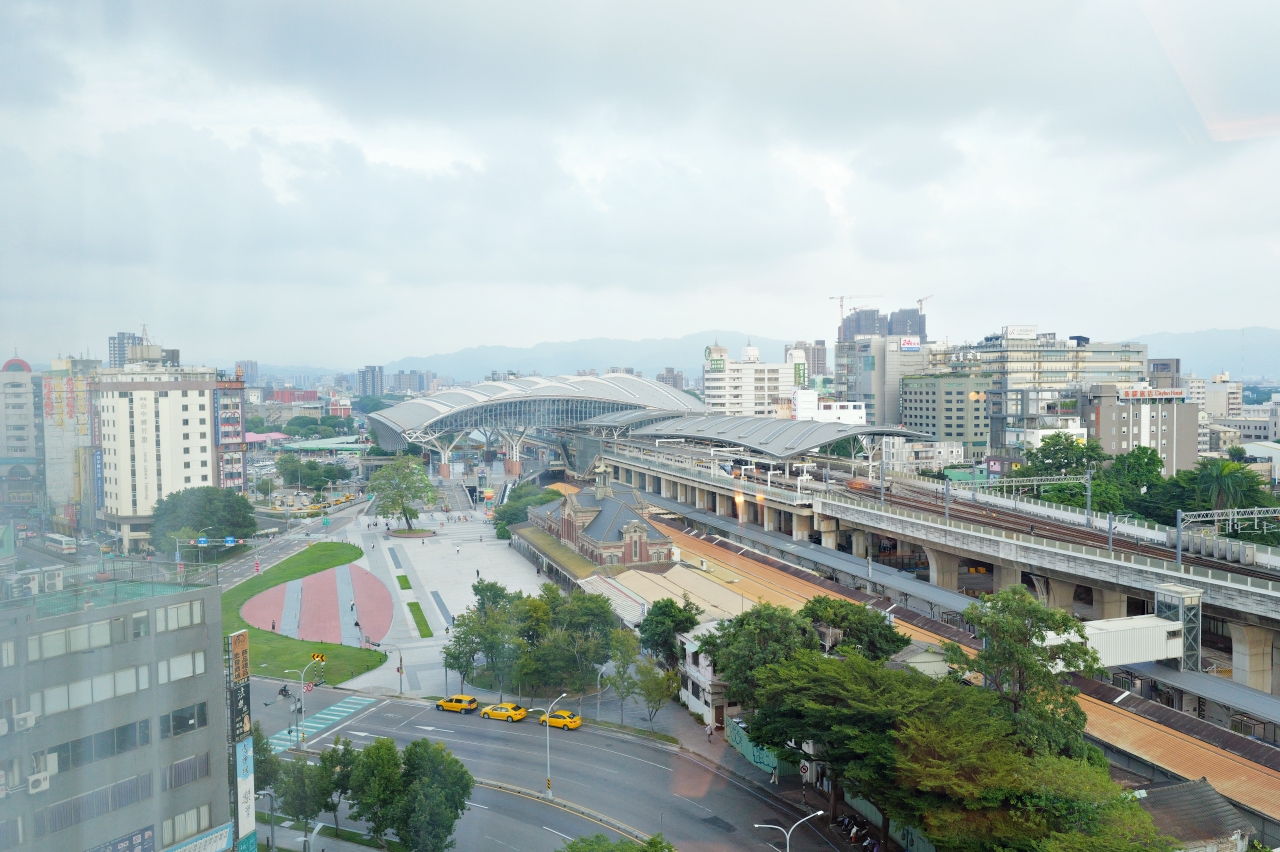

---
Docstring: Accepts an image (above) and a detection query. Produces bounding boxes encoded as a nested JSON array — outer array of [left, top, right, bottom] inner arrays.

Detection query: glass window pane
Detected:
[[68, 679, 92, 709], [138, 719, 150, 746], [29, 691, 42, 717], [169, 653, 193, 681], [92, 673, 114, 703], [196, 702, 207, 729], [132, 611, 149, 638], [199, 804, 210, 830], [137, 665, 149, 690], [111, 617, 126, 644], [155, 607, 166, 633], [27, 635, 39, 661], [158, 660, 168, 684], [90, 620, 111, 648], [192, 600, 203, 624], [115, 668, 136, 696], [52, 743, 70, 774], [94, 729, 116, 761], [194, 651, 205, 675], [1, 640, 14, 667], [175, 603, 190, 629], [70, 736, 93, 768], [43, 685, 68, 715], [67, 625, 89, 653], [160, 714, 171, 740], [42, 630, 66, 658], [116, 723, 137, 753]]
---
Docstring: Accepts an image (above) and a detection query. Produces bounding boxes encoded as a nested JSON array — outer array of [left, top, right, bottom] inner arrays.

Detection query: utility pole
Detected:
[[1085, 468, 1093, 528]]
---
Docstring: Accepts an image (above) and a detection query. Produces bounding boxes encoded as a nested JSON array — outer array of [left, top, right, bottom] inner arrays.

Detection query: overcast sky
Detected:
[[3, 1, 1279, 368]]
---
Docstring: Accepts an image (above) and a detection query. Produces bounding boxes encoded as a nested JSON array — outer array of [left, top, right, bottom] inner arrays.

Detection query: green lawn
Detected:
[[407, 601, 433, 638], [396, 574, 412, 590], [223, 542, 385, 685]]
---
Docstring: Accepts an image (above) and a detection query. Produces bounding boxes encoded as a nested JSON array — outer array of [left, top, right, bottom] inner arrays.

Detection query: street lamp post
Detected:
[[532, 692, 567, 800], [283, 657, 321, 748], [754, 810, 825, 852], [367, 638, 403, 695], [255, 791, 277, 851]]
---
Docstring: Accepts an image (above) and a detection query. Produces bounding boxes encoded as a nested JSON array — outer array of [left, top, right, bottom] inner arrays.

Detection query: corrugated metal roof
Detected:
[[1081, 691, 1280, 820], [1120, 661, 1280, 728], [629, 416, 932, 459], [578, 576, 648, 626]]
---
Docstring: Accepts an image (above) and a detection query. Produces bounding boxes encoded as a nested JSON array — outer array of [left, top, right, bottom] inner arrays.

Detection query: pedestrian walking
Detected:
[[350, 600, 355, 612], [476, 569, 480, 578], [456, 545, 461, 555], [769, 767, 778, 785], [706, 722, 714, 742], [271, 620, 276, 632]]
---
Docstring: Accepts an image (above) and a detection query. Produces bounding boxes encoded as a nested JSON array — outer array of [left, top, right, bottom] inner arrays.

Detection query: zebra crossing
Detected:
[[267, 694, 379, 753]]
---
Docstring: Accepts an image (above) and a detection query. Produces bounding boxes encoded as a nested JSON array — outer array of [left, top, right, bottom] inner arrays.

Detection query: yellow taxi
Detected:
[[435, 695, 479, 714], [539, 709, 582, 730], [480, 703, 527, 723]]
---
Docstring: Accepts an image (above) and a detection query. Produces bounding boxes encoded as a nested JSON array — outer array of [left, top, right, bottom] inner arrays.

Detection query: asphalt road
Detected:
[[296, 689, 834, 852], [217, 502, 366, 588]]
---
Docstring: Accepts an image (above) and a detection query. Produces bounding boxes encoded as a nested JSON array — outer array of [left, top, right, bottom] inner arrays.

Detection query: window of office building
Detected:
[[160, 701, 209, 739], [162, 804, 211, 847]]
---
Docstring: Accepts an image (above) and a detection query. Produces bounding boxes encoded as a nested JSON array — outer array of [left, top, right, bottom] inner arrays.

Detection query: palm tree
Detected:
[[1195, 458, 1254, 511]]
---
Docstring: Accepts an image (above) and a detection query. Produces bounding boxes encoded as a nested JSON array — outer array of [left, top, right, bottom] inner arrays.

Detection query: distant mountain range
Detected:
[[1130, 327, 1280, 382], [383, 331, 794, 383]]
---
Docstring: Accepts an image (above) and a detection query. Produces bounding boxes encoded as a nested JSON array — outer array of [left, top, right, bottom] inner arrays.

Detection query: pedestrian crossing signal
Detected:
[[311, 653, 326, 662]]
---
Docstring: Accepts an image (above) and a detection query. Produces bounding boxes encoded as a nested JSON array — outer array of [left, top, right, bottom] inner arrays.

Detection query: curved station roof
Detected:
[[629, 415, 932, 459], [367, 374, 703, 450]]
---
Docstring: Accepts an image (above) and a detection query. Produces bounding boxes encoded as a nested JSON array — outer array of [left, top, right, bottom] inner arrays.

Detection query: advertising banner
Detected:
[[86, 826, 155, 852], [899, 337, 921, 352], [166, 822, 233, 852], [234, 739, 256, 842]]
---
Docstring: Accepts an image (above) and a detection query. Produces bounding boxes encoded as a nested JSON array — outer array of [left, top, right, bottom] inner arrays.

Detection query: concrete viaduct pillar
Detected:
[[925, 548, 960, 591], [764, 507, 779, 532], [815, 514, 838, 550], [852, 530, 867, 559], [1046, 580, 1076, 612], [695, 488, 707, 510], [792, 513, 812, 542], [993, 564, 1020, 593], [1094, 588, 1126, 620], [1230, 624, 1275, 694]]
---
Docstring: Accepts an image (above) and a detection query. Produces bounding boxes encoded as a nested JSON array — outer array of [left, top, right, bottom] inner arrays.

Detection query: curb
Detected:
[[474, 778, 650, 843]]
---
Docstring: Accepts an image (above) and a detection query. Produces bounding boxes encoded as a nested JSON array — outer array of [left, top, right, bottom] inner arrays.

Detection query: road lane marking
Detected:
[[416, 726, 455, 733], [465, 801, 489, 809], [543, 827, 572, 840], [673, 793, 713, 813]]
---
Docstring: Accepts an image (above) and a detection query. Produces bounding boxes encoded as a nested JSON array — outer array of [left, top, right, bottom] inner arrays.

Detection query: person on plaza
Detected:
[[706, 722, 714, 742]]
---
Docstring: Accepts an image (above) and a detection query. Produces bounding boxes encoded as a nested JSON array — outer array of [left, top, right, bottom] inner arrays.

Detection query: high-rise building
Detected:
[[357, 366, 384, 398], [234, 360, 259, 387], [888, 308, 927, 340], [1204, 373, 1243, 418], [0, 569, 232, 852], [390, 370, 432, 393], [1078, 385, 1200, 475], [785, 341, 828, 378], [703, 344, 805, 417], [215, 373, 246, 493], [834, 336, 933, 427], [1146, 358, 1181, 389], [108, 333, 141, 369], [899, 373, 993, 458], [94, 362, 221, 553], [655, 368, 685, 391], [1, 358, 43, 526], [42, 358, 101, 536], [973, 327, 1147, 393], [839, 309, 888, 341]]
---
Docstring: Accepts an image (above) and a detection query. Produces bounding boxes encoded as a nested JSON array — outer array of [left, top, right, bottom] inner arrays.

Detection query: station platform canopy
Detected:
[[366, 374, 703, 454], [629, 415, 932, 459]]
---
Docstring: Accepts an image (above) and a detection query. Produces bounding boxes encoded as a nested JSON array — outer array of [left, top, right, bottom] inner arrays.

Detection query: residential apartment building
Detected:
[[41, 358, 101, 537], [0, 359, 43, 527], [702, 344, 804, 416], [882, 436, 965, 474], [899, 373, 993, 458], [389, 370, 432, 394], [838, 307, 926, 343], [233, 361, 258, 387], [94, 357, 221, 553], [1211, 416, 1273, 444], [988, 387, 1087, 452], [654, 368, 685, 391], [107, 333, 142, 370], [974, 327, 1147, 394], [357, 366, 384, 398], [834, 336, 933, 427], [215, 374, 246, 493], [0, 575, 231, 852], [1146, 358, 1181, 389], [784, 341, 828, 378], [1078, 386, 1199, 475], [1204, 373, 1243, 418]]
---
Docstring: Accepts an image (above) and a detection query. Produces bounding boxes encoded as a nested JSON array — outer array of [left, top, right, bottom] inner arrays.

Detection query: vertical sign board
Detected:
[[225, 631, 256, 851]]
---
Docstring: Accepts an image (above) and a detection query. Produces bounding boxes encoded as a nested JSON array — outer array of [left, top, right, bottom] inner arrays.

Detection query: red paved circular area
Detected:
[[241, 564, 394, 645]]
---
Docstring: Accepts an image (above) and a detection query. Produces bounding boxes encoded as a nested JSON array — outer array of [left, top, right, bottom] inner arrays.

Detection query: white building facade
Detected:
[[95, 362, 221, 552], [703, 344, 805, 417]]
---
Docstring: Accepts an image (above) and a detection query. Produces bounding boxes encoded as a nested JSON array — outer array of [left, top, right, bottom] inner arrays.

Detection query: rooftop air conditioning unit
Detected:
[[27, 772, 49, 794], [13, 712, 36, 732], [42, 571, 62, 592], [12, 574, 39, 596]]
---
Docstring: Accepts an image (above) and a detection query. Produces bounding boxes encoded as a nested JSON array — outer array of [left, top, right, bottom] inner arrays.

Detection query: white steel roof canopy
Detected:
[[629, 415, 933, 459]]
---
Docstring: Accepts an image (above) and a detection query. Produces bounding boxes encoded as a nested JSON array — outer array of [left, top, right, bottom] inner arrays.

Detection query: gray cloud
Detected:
[[1, 1, 1279, 367]]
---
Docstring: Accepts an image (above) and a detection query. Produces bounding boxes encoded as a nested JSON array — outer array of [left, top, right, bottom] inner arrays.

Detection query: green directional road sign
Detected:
[[322, 517, 331, 526]]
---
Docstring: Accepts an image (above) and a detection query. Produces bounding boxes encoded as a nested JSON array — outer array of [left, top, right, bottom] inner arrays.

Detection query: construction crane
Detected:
[[916, 294, 934, 314], [830, 295, 882, 341]]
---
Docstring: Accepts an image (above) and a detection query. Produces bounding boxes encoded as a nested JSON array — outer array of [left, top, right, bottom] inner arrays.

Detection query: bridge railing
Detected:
[[603, 447, 812, 506], [815, 489, 1280, 597]]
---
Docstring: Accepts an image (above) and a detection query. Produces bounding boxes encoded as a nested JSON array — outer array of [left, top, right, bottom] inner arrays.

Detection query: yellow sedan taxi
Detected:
[[480, 703, 528, 723], [539, 709, 582, 730], [436, 695, 479, 714]]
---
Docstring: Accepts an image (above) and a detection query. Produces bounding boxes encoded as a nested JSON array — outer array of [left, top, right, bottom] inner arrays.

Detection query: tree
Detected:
[[1227, 444, 1248, 462], [157, 526, 200, 562], [698, 601, 818, 709], [944, 585, 1102, 758], [635, 658, 679, 731], [442, 611, 481, 693], [151, 486, 257, 543], [256, 477, 274, 499], [276, 754, 330, 833], [1107, 446, 1165, 493], [369, 456, 435, 530], [557, 836, 676, 852], [349, 737, 405, 845], [1040, 479, 1125, 514], [493, 482, 561, 539], [1196, 457, 1265, 511], [355, 395, 389, 414], [1017, 432, 1109, 477], [797, 596, 910, 661], [605, 629, 641, 725], [320, 737, 358, 835], [246, 415, 267, 433], [250, 721, 282, 793], [396, 739, 474, 852], [638, 595, 704, 668]]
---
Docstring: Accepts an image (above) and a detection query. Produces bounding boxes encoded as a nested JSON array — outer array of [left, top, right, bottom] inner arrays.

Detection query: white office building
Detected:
[[703, 344, 805, 417], [834, 336, 934, 427], [95, 354, 221, 553], [790, 389, 866, 424]]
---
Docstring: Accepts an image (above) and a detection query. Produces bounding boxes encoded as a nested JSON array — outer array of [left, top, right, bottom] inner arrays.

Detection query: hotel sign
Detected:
[[1120, 389, 1185, 400]]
